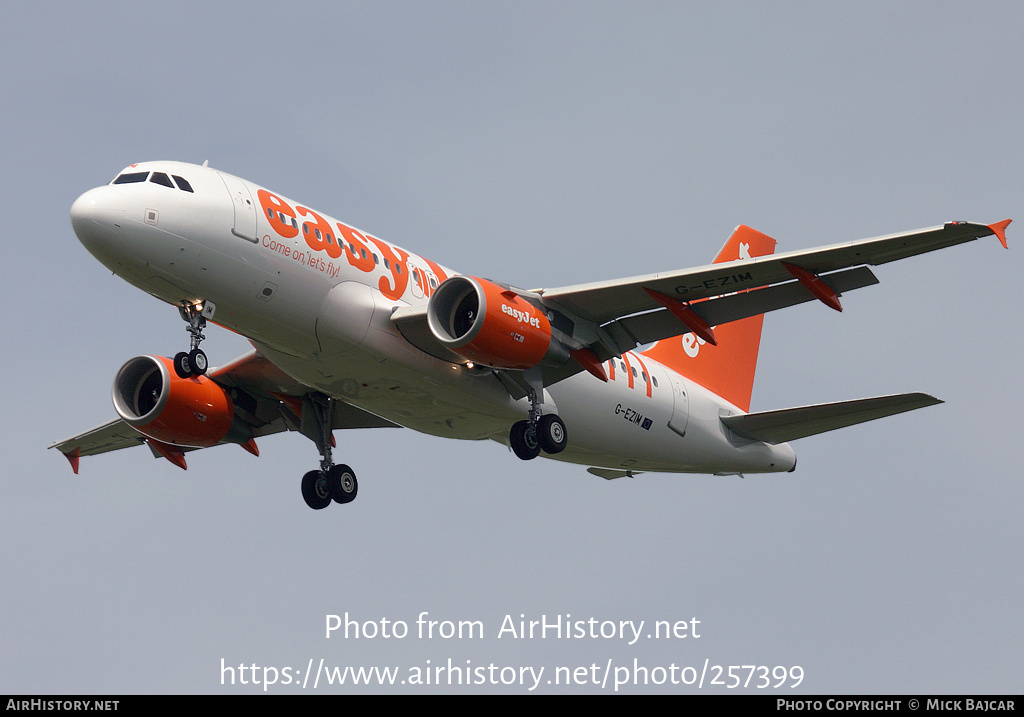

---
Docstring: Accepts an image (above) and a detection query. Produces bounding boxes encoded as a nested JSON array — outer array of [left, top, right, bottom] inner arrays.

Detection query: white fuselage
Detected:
[[70, 161, 796, 475]]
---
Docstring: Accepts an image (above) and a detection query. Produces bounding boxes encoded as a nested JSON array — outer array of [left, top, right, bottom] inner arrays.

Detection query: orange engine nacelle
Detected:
[[112, 355, 249, 447], [427, 276, 557, 370]]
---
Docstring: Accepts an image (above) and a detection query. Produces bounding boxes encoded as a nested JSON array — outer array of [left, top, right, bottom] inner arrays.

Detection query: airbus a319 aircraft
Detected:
[[52, 161, 1010, 510]]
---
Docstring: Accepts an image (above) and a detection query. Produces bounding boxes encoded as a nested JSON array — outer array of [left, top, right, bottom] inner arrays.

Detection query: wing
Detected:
[[540, 220, 1008, 324], [539, 220, 1009, 363], [394, 220, 1009, 393], [49, 350, 397, 472]]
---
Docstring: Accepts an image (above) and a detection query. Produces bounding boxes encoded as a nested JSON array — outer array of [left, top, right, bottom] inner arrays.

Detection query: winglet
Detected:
[[63, 447, 81, 475], [988, 219, 1011, 249]]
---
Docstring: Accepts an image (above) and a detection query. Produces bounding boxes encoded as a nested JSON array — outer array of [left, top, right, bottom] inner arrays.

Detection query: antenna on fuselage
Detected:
[[202, 160, 209, 167]]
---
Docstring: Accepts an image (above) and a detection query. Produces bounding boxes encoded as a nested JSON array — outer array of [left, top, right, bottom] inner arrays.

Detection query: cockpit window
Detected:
[[113, 171, 149, 184], [150, 172, 174, 188], [172, 175, 194, 193]]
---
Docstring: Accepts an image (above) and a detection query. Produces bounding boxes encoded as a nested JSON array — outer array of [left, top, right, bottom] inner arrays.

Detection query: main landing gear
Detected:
[[299, 394, 358, 511], [301, 464, 358, 510], [173, 301, 213, 378], [509, 378, 567, 460]]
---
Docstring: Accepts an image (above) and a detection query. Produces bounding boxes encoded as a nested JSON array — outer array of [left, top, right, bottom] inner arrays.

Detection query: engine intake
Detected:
[[112, 355, 250, 447], [427, 276, 557, 370]]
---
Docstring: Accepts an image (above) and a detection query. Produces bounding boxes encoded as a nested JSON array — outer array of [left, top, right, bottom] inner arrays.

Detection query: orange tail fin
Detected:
[[641, 225, 776, 412]]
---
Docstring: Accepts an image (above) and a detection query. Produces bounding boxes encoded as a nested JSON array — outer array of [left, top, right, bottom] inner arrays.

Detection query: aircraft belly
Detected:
[[543, 363, 793, 474], [545, 367, 682, 470], [255, 317, 522, 441]]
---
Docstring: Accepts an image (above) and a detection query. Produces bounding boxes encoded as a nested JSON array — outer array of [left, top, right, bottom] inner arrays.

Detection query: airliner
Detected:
[[51, 160, 1010, 510]]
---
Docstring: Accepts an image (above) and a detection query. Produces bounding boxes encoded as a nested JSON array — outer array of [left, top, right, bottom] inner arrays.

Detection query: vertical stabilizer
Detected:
[[641, 225, 776, 412]]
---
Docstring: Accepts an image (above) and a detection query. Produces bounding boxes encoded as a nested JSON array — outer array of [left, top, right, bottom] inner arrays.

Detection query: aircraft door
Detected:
[[218, 173, 258, 242], [668, 373, 690, 438]]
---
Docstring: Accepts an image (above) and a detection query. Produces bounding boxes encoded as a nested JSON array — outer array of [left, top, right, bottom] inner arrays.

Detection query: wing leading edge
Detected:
[[538, 220, 1008, 324]]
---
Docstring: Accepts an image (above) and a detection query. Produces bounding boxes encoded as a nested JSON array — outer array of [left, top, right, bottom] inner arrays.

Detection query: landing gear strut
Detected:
[[299, 393, 359, 510], [509, 373, 567, 460], [173, 301, 213, 378]]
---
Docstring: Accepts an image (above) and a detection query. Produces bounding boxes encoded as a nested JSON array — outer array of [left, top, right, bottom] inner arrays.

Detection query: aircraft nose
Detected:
[[70, 186, 126, 257]]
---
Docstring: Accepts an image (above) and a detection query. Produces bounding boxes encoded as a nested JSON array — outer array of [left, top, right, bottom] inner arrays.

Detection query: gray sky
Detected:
[[2, 1, 1021, 694]]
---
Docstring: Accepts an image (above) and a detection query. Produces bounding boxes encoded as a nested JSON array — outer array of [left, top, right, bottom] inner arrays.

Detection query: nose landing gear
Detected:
[[173, 300, 214, 378]]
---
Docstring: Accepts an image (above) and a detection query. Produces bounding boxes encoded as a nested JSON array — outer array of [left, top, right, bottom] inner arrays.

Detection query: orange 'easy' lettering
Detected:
[[366, 235, 410, 301], [297, 206, 342, 259], [336, 221, 376, 273], [422, 258, 449, 295], [257, 189, 298, 239]]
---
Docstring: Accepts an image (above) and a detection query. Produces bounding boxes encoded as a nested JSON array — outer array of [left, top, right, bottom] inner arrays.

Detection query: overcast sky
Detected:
[[2, 1, 1021, 694]]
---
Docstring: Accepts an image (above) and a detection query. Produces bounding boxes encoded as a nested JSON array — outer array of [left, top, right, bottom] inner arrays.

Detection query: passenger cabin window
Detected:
[[113, 171, 149, 184], [172, 175, 194, 193], [150, 172, 174, 188]]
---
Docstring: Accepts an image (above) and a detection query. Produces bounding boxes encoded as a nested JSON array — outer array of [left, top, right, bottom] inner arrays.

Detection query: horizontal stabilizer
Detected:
[[721, 392, 943, 444]]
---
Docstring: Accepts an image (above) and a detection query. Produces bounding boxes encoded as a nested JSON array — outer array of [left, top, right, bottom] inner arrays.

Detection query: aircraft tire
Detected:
[[327, 464, 358, 504], [510, 420, 540, 460], [173, 352, 192, 378], [188, 348, 208, 376], [537, 414, 568, 454], [301, 470, 332, 510]]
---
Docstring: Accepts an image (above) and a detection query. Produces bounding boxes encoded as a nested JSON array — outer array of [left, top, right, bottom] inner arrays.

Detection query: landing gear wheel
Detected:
[[327, 464, 358, 504], [173, 352, 192, 379], [301, 470, 332, 510], [537, 414, 568, 454], [188, 348, 208, 376], [510, 420, 541, 460]]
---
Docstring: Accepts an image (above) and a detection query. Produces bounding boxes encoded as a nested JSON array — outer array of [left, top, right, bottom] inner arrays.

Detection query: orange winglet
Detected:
[[63, 447, 81, 475], [570, 347, 608, 382], [147, 439, 188, 470], [643, 288, 718, 345], [241, 438, 260, 457], [988, 219, 1011, 249], [781, 262, 843, 312]]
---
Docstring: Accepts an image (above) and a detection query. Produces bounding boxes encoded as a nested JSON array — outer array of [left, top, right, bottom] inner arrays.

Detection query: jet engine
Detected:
[[427, 276, 562, 370], [112, 355, 251, 447]]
